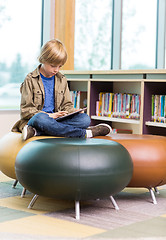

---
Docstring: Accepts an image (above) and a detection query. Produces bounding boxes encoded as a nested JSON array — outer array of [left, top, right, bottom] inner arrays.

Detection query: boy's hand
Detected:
[[75, 108, 85, 113], [48, 111, 68, 119]]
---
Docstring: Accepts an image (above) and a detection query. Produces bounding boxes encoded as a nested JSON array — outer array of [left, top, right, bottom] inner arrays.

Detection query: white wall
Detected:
[[0, 111, 20, 138]]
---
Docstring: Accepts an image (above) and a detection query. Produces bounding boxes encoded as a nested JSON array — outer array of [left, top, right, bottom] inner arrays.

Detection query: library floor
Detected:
[[0, 172, 166, 240]]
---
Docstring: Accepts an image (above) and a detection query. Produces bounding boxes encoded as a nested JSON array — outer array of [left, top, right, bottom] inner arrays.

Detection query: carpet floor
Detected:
[[0, 172, 166, 240]]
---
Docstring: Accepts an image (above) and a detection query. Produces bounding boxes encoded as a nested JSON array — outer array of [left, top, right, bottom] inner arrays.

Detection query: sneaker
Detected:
[[22, 125, 36, 141], [89, 124, 112, 137]]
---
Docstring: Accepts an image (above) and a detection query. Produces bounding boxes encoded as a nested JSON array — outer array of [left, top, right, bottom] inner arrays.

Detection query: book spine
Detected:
[[152, 94, 166, 123], [108, 93, 112, 117], [151, 95, 155, 122], [161, 95, 165, 123], [164, 95, 166, 123], [96, 101, 99, 116]]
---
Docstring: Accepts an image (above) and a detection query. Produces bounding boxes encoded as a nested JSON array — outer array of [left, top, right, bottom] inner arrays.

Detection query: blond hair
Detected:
[[38, 39, 67, 65]]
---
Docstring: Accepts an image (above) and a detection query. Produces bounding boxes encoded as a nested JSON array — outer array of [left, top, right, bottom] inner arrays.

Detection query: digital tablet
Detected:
[[56, 107, 87, 121]]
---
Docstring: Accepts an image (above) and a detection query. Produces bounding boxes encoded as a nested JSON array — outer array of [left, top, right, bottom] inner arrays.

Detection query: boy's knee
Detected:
[[85, 114, 91, 124], [28, 112, 48, 127], [82, 113, 91, 128]]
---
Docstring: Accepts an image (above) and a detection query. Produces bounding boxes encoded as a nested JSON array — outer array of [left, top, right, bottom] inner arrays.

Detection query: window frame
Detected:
[[47, 0, 166, 70], [42, 0, 55, 45], [112, 0, 166, 70], [0, 0, 46, 111], [155, 0, 166, 68]]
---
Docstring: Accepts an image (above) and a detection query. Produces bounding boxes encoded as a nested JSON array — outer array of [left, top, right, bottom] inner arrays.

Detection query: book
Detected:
[[70, 91, 87, 109], [152, 94, 166, 123], [112, 128, 133, 134], [151, 95, 154, 121], [56, 107, 87, 121]]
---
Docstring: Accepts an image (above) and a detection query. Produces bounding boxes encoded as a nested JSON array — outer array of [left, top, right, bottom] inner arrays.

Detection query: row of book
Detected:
[[112, 128, 133, 134], [96, 92, 141, 119], [70, 91, 87, 109], [152, 95, 166, 123]]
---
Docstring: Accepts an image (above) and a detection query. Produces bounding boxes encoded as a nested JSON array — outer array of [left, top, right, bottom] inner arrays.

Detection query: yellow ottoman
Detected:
[[0, 132, 55, 179]]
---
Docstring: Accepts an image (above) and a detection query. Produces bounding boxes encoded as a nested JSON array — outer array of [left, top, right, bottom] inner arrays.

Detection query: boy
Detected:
[[12, 39, 112, 139]]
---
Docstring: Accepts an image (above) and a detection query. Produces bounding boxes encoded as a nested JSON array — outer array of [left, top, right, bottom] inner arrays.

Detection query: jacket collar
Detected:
[[31, 65, 41, 78], [31, 64, 63, 82]]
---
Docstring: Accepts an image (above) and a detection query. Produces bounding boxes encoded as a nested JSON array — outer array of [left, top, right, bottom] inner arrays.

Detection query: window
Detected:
[[0, 0, 42, 109], [74, 0, 112, 70], [121, 0, 157, 69]]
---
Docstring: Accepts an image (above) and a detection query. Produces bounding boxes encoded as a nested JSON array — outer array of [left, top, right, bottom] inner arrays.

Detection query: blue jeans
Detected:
[[28, 112, 91, 138]]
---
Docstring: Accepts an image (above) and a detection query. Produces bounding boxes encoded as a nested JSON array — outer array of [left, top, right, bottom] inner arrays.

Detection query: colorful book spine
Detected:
[[96, 101, 99, 116], [164, 96, 166, 123], [96, 92, 141, 120], [152, 94, 166, 123], [112, 128, 133, 134], [70, 91, 87, 109], [108, 93, 113, 117]]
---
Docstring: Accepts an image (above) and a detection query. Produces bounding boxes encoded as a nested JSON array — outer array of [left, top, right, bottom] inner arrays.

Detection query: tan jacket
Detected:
[[12, 65, 74, 132]]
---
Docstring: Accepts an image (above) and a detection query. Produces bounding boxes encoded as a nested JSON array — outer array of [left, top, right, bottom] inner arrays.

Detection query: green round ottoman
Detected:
[[15, 138, 133, 219]]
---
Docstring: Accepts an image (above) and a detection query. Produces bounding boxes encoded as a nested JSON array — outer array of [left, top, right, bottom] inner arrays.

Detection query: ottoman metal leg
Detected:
[[149, 188, 157, 204], [110, 196, 119, 210], [12, 180, 18, 188], [75, 201, 80, 220], [21, 188, 26, 198], [154, 187, 159, 194], [28, 194, 39, 209]]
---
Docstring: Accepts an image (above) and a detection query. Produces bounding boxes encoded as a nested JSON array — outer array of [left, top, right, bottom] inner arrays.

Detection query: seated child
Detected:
[[12, 39, 112, 140]]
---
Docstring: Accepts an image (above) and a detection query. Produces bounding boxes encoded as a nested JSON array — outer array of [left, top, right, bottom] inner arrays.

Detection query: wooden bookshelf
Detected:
[[91, 116, 140, 124], [145, 121, 166, 128], [63, 69, 166, 136]]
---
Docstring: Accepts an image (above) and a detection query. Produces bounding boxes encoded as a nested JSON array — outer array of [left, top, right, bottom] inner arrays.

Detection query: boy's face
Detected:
[[41, 63, 62, 78]]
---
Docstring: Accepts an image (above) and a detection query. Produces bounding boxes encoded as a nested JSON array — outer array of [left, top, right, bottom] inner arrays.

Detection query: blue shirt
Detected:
[[40, 73, 55, 113]]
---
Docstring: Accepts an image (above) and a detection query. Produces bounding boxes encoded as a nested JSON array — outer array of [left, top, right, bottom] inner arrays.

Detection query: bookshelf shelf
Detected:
[[64, 69, 166, 136], [145, 121, 166, 128], [91, 116, 140, 124]]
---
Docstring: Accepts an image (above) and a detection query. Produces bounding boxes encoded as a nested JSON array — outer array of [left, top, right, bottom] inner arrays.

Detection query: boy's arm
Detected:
[[20, 76, 44, 120]]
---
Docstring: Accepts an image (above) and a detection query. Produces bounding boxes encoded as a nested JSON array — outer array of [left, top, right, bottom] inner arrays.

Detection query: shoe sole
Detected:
[[22, 125, 28, 141]]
